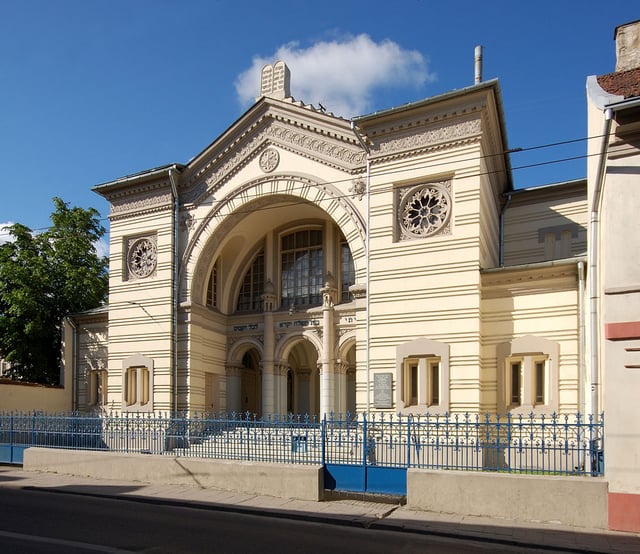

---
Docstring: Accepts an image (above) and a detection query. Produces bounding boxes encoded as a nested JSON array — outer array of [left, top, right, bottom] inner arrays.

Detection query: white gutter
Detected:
[[66, 316, 78, 411], [168, 167, 180, 415], [351, 121, 371, 413], [588, 107, 613, 420], [578, 261, 586, 415]]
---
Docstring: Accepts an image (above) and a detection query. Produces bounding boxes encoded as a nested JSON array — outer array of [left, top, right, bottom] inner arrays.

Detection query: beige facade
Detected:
[[586, 20, 640, 532], [64, 62, 593, 424]]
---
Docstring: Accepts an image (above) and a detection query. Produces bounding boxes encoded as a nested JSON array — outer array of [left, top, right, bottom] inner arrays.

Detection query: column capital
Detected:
[[225, 365, 242, 378]]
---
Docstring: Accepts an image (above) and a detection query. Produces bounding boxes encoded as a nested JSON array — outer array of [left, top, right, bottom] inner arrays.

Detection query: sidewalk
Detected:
[[1, 466, 639, 553]]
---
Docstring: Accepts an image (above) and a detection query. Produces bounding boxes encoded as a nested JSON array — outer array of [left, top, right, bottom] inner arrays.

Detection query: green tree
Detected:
[[0, 198, 108, 384]]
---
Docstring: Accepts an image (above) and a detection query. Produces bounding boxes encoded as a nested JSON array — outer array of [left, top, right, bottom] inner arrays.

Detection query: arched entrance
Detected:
[[240, 349, 262, 416], [344, 345, 357, 417], [284, 339, 319, 417]]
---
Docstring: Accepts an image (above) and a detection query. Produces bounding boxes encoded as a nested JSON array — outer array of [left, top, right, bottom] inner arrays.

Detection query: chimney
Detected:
[[260, 61, 291, 100], [614, 20, 640, 72], [474, 45, 483, 84]]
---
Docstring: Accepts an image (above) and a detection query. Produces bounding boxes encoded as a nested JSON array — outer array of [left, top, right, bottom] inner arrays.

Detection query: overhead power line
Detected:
[[7, 131, 627, 234]]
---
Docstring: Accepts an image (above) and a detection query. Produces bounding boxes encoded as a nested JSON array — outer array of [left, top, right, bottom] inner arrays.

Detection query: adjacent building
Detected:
[[586, 19, 640, 533]]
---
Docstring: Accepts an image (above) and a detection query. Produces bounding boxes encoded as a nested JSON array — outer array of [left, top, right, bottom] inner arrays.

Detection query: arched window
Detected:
[[206, 260, 218, 308], [281, 230, 323, 308], [340, 239, 355, 303], [237, 251, 265, 312]]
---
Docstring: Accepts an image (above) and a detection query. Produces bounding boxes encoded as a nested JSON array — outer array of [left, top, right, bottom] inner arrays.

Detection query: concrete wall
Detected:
[[407, 468, 608, 529], [0, 380, 71, 413], [23, 447, 323, 501]]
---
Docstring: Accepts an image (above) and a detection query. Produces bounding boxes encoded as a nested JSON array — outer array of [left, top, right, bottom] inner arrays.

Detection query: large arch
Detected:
[[181, 174, 366, 305]]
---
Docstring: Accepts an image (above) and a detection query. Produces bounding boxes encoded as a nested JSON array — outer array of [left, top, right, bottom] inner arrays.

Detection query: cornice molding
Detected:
[[109, 190, 173, 221], [182, 119, 366, 205], [481, 261, 579, 294], [372, 116, 482, 158]]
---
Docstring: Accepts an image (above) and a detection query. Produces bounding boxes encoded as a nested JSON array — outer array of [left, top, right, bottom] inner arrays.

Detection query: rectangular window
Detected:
[[403, 356, 441, 409], [140, 367, 149, 406], [125, 366, 151, 407], [510, 361, 521, 405], [535, 360, 545, 405], [89, 371, 98, 406], [340, 240, 355, 303], [430, 361, 440, 406], [126, 368, 137, 406], [409, 363, 418, 406]]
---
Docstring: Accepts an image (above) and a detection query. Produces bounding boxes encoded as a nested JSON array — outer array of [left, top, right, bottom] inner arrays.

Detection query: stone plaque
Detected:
[[373, 372, 393, 409]]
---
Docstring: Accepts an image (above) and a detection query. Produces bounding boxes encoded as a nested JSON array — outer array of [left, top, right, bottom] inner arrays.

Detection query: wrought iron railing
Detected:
[[0, 411, 604, 476]]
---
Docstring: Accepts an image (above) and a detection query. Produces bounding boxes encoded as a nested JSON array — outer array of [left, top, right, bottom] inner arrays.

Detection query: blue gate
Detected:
[[322, 413, 407, 496], [0, 413, 27, 464]]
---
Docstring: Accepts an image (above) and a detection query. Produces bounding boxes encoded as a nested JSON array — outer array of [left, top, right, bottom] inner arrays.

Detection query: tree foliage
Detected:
[[0, 198, 108, 384]]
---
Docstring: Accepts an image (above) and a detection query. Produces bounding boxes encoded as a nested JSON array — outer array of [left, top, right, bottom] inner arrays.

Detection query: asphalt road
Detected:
[[0, 487, 559, 553]]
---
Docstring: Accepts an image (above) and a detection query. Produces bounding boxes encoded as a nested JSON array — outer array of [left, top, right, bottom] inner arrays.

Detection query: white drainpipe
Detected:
[[588, 107, 613, 419], [168, 167, 180, 415], [351, 121, 371, 413], [578, 260, 586, 415]]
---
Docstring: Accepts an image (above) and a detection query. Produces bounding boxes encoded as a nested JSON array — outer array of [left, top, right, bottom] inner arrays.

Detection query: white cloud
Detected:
[[95, 238, 109, 259], [235, 34, 436, 117], [0, 222, 14, 244]]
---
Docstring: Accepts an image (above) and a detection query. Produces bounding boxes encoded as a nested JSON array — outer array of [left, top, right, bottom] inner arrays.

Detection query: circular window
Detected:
[[128, 237, 157, 279], [399, 184, 451, 238]]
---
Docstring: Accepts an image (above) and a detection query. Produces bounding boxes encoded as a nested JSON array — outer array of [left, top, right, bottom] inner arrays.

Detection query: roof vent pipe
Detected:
[[475, 45, 483, 84]]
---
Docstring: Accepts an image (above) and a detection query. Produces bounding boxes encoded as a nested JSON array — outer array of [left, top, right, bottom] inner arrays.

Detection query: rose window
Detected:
[[400, 184, 451, 238], [128, 238, 157, 279]]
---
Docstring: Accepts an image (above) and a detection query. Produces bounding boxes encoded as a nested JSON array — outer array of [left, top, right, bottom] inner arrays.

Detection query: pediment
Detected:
[[180, 99, 366, 205]]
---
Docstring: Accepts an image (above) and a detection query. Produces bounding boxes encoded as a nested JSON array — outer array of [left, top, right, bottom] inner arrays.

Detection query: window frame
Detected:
[[402, 356, 441, 408], [88, 369, 108, 407], [497, 336, 558, 415], [206, 259, 219, 309], [236, 250, 265, 313], [396, 337, 449, 415], [121, 354, 154, 412], [280, 228, 324, 309]]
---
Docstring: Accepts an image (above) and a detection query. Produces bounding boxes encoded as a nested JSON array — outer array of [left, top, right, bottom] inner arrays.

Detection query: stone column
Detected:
[[335, 359, 350, 416], [320, 272, 338, 418], [261, 280, 277, 416], [275, 364, 289, 416], [225, 365, 242, 414]]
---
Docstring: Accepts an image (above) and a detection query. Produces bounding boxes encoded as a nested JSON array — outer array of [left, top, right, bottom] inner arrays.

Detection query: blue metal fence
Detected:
[[0, 411, 604, 476]]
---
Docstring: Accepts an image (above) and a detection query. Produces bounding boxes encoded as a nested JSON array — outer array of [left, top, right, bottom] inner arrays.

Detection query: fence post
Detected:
[[9, 412, 14, 464], [406, 415, 411, 469], [506, 414, 512, 473], [321, 414, 326, 467], [362, 412, 368, 469]]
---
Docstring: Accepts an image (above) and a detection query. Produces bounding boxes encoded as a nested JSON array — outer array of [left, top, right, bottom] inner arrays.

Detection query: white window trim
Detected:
[[121, 354, 154, 412], [396, 337, 449, 415], [497, 336, 558, 415], [88, 369, 108, 407]]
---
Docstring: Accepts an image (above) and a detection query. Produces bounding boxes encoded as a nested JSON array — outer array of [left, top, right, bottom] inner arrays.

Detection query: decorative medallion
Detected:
[[259, 147, 280, 173], [127, 237, 157, 279], [398, 182, 452, 239]]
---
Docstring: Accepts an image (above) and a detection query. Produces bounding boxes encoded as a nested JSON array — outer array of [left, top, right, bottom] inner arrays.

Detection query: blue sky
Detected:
[[1, 1, 638, 243]]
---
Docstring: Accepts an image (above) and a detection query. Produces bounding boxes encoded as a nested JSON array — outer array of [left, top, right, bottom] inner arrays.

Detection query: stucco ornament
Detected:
[[399, 183, 451, 238], [259, 147, 280, 173], [128, 237, 157, 279]]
